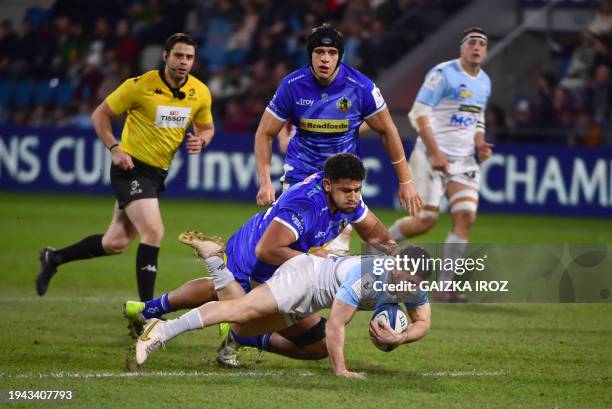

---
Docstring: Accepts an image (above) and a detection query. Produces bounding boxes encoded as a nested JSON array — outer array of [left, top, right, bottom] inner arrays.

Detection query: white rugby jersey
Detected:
[[415, 59, 491, 157]]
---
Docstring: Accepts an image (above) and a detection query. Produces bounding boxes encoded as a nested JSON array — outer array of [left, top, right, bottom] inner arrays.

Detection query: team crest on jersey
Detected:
[[336, 97, 351, 113], [459, 84, 472, 99], [187, 88, 196, 101]]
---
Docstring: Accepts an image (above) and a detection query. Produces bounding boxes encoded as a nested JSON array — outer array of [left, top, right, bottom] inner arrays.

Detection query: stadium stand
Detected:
[[0, 0, 609, 145], [0, 0, 471, 130]]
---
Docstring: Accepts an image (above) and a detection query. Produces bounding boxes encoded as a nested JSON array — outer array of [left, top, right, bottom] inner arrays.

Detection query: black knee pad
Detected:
[[286, 317, 327, 347]]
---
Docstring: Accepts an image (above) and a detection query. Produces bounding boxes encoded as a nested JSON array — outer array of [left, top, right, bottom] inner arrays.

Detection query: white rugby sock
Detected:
[[389, 220, 406, 242], [159, 308, 204, 342], [440, 232, 468, 285], [203, 256, 235, 291]]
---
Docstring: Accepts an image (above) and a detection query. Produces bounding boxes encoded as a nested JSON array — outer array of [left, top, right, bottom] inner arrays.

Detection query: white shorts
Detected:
[[410, 143, 480, 212], [266, 254, 317, 326]]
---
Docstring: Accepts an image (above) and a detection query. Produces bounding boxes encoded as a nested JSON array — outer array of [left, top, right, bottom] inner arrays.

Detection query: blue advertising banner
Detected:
[[1, 127, 611, 216]]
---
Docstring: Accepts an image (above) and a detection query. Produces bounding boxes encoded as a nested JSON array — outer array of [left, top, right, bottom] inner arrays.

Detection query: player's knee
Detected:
[[417, 215, 437, 232], [139, 224, 164, 245], [453, 210, 476, 229], [102, 235, 132, 254], [303, 340, 328, 359], [285, 317, 327, 359]]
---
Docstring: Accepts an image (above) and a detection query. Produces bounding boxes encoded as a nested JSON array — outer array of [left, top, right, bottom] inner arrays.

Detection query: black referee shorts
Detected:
[[110, 158, 168, 209]]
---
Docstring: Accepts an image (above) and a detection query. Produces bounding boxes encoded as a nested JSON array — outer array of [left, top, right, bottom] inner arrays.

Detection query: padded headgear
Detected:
[[306, 24, 344, 68]]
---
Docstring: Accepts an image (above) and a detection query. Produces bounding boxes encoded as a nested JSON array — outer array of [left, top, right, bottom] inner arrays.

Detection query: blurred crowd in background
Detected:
[[491, 0, 612, 146], [0, 0, 610, 146]]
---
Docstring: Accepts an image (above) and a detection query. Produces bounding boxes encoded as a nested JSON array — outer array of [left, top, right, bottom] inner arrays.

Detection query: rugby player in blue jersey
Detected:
[[125, 154, 399, 366], [254, 23, 422, 255], [135, 246, 432, 378]]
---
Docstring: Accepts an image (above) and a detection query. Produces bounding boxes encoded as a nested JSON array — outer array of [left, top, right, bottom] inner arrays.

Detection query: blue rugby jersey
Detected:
[[415, 59, 491, 157], [226, 171, 369, 284], [335, 256, 429, 310], [266, 63, 386, 184]]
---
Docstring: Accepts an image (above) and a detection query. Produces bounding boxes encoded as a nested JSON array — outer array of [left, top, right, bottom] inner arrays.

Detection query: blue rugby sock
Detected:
[[142, 292, 173, 319], [231, 330, 272, 351]]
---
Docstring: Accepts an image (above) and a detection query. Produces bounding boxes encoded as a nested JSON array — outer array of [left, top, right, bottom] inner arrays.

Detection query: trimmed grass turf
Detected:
[[0, 192, 611, 408]]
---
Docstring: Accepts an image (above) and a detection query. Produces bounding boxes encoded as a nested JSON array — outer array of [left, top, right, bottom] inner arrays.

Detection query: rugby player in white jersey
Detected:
[[135, 245, 432, 378], [388, 27, 493, 302]]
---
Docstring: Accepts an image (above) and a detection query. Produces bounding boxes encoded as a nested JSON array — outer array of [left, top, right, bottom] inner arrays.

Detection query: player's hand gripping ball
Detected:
[[370, 303, 409, 351]]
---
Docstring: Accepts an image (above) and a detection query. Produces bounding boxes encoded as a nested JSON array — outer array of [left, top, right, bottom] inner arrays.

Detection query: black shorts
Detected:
[[110, 158, 168, 209]]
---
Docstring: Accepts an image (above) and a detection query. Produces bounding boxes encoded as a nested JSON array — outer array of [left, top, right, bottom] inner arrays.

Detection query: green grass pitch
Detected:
[[0, 192, 610, 408]]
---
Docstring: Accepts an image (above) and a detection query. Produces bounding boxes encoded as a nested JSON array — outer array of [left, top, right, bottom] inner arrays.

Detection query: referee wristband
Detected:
[[108, 143, 119, 152]]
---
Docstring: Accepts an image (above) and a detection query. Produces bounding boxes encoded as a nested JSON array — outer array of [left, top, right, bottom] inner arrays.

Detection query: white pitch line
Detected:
[[0, 297, 126, 303], [0, 371, 316, 379], [0, 370, 504, 380]]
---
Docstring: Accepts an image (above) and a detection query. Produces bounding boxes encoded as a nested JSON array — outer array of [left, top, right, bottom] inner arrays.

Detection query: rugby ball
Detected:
[[370, 303, 409, 352]]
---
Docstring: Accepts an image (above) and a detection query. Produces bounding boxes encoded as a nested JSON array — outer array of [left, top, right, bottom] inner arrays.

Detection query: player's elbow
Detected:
[[254, 241, 270, 261]]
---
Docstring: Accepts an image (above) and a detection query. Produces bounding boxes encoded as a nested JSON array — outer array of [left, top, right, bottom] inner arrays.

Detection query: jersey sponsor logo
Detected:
[[296, 98, 314, 106], [371, 86, 385, 109], [153, 88, 163, 95], [424, 70, 442, 90], [315, 231, 326, 238], [459, 104, 482, 113], [336, 97, 351, 112], [450, 114, 478, 128], [288, 74, 305, 84], [299, 118, 349, 133], [291, 213, 305, 235], [155, 105, 192, 128], [187, 88, 196, 101]]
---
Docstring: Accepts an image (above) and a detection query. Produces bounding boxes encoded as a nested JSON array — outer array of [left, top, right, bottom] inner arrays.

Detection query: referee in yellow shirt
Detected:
[[35, 33, 215, 305]]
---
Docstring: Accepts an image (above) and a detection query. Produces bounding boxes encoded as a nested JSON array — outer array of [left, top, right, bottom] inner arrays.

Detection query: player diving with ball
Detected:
[[135, 244, 432, 379]]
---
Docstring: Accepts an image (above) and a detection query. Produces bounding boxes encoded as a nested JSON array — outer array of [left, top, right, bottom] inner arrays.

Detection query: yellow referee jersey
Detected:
[[105, 70, 213, 170]]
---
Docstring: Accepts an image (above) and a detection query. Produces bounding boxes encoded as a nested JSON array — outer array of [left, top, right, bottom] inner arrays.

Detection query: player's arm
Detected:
[[473, 111, 493, 162], [408, 101, 448, 172], [91, 101, 133, 170], [369, 303, 431, 348], [254, 219, 302, 265], [254, 110, 286, 206], [186, 121, 215, 154], [365, 107, 422, 216], [277, 123, 292, 155], [353, 210, 399, 256], [326, 298, 364, 379]]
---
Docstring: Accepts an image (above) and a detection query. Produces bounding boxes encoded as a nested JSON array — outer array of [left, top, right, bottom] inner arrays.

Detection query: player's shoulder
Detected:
[[340, 63, 375, 89], [281, 173, 325, 205], [281, 66, 311, 88], [478, 68, 492, 85], [430, 59, 460, 76]]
